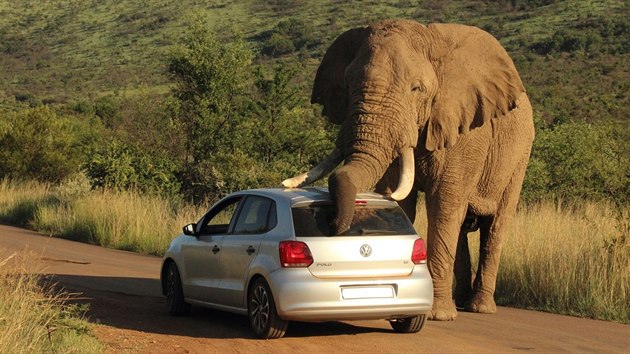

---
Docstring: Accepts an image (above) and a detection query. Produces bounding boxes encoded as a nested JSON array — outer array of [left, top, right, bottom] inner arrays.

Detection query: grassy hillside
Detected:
[[1, 0, 627, 123], [0, 0, 628, 203], [0, 0, 421, 102]]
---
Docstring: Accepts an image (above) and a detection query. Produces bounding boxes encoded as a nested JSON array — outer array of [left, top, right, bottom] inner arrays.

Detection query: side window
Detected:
[[232, 196, 276, 235], [198, 197, 242, 235]]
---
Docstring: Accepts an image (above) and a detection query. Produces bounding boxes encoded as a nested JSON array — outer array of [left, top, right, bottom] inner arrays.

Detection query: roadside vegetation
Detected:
[[2, 179, 628, 323], [416, 200, 629, 323], [0, 252, 101, 353], [0, 0, 627, 326], [496, 201, 629, 322]]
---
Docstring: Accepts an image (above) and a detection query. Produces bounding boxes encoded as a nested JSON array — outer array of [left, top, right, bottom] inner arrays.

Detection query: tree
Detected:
[[251, 63, 302, 164], [249, 63, 335, 179], [166, 18, 254, 199]]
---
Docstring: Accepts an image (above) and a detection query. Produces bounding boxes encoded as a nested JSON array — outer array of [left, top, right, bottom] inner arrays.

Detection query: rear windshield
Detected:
[[292, 204, 416, 237]]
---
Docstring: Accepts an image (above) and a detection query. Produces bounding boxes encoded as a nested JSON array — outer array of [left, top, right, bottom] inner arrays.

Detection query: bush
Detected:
[[263, 33, 296, 56], [85, 141, 181, 197], [93, 95, 121, 128], [262, 18, 319, 57], [531, 17, 630, 55], [0, 107, 98, 182], [522, 120, 629, 204]]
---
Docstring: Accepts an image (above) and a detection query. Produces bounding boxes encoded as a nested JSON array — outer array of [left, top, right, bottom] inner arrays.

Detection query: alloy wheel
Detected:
[[250, 284, 270, 333]]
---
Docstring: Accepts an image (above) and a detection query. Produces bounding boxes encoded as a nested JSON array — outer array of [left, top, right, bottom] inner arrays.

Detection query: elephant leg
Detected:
[[454, 208, 480, 307], [465, 215, 497, 313], [426, 198, 467, 321], [465, 158, 529, 314], [454, 230, 473, 308]]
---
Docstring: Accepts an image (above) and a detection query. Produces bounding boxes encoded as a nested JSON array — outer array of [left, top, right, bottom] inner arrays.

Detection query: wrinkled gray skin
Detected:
[[284, 20, 534, 321]]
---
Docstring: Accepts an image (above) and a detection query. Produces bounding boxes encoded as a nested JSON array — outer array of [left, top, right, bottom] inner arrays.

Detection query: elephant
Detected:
[[282, 19, 535, 321]]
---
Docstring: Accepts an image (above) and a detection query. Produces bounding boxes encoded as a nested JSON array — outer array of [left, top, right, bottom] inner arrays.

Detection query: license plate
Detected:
[[341, 286, 394, 299]]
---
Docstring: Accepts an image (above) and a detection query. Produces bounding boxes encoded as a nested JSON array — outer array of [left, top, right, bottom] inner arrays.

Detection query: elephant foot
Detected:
[[464, 292, 497, 314], [428, 298, 457, 321]]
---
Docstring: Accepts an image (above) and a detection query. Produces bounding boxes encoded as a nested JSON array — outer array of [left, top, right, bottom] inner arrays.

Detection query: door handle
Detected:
[[212, 245, 220, 254], [246, 246, 256, 255]]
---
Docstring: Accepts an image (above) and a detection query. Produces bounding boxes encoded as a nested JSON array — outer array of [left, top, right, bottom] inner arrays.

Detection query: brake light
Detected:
[[279, 241, 313, 268], [411, 238, 427, 264], [355, 200, 367, 205]]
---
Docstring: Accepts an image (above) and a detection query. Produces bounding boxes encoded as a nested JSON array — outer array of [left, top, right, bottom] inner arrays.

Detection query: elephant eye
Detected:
[[411, 82, 425, 93]]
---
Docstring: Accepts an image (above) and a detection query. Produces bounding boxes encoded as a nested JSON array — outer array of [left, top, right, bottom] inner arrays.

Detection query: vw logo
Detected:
[[359, 244, 372, 257]]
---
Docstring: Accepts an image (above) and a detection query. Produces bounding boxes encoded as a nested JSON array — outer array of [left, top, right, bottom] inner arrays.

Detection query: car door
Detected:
[[181, 196, 243, 303], [216, 195, 277, 308]]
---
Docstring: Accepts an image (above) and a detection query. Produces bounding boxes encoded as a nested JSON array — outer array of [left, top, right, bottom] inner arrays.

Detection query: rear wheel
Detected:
[[165, 262, 190, 316], [390, 314, 426, 333], [248, 278, 288, 339]]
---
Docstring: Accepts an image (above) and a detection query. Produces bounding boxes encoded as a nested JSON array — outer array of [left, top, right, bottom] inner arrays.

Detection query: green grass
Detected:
[[493, 0, 626, 45], [1, 0, 626, 128], [2, 179, 629, 323]]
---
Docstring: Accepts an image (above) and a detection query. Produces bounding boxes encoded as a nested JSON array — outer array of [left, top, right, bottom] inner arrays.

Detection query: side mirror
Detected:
[[183, 223, 197, 236]]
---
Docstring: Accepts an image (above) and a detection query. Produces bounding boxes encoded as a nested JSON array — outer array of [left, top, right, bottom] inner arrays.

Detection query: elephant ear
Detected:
[[311, 27, 369, 124], [425, 24, 525, 151]]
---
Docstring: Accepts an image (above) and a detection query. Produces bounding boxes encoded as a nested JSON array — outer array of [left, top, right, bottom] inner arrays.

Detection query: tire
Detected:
[[165, 262, 191, 316], [390, 314, 426, 333], [248, 278, 288, 339]]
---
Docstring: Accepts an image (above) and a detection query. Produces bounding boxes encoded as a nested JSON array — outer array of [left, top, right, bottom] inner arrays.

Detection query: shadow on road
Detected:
[[44, 274, 391, 340]]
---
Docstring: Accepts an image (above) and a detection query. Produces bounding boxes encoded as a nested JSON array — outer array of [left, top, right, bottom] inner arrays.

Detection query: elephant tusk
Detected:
[[390, 147, 415, 201], [282, 148, 343, 188]]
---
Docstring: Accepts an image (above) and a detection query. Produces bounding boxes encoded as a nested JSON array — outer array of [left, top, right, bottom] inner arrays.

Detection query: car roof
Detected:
[[231, 187, 396, 207]]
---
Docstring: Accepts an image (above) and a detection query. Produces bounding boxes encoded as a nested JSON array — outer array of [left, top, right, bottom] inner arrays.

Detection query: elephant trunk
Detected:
[[328, 108, 415, 234], [329, 158, 384, 235]]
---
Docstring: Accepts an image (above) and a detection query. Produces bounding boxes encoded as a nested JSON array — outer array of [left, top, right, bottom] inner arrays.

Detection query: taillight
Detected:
[[279, 241, 313, 268], [411, 238, 427, 264]]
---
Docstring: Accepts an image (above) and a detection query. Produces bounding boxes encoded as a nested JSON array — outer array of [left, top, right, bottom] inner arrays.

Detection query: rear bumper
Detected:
[[268, 265, 433, 322]]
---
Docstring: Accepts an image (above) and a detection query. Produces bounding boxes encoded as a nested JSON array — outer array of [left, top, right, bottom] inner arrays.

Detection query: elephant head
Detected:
[[283, 20, 525, 234]]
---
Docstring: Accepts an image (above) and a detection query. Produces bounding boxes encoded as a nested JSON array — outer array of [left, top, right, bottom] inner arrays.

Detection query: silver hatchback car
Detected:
[[161, 188, 433, 339]]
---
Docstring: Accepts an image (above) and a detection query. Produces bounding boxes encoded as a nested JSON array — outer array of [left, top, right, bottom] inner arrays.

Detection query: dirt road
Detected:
[[1, 224, 628, 353]]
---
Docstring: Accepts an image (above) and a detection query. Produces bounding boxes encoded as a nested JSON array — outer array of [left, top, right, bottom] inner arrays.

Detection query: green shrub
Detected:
[[263, 33, 296, 56], [523, 120, 629, 204], [0, 107, 98, 182], [85, 141, 181, 197], [532, 17, 630, 55], [93, 95, 121, 128], [262, 18, 319, 57]]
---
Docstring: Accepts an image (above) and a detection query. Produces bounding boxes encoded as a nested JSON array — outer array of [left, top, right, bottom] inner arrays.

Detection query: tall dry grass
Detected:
[[0, 253, 101, 353], [415, 199, 630, 323], [34, 190, 203, 255], [0, 178, 204, 255], [2, 179, 628, 322], [497, 201, 629, 322]]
